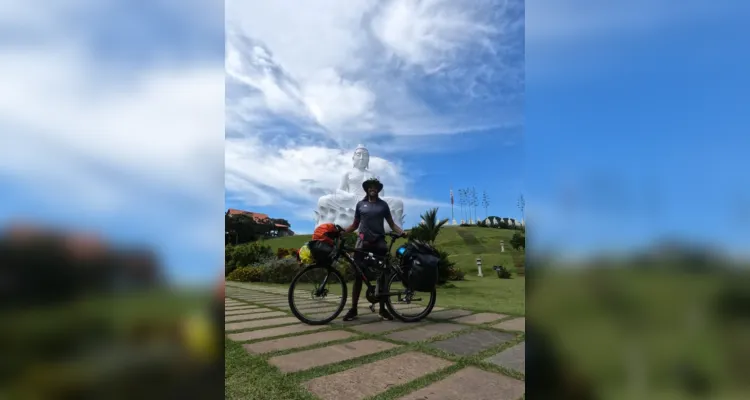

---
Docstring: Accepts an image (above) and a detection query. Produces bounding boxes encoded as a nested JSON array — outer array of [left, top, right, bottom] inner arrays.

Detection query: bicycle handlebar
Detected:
[[332, 225, 406, 257]]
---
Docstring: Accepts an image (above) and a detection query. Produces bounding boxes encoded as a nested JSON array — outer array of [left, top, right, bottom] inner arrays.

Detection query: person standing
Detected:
[[343, 177, 405, 321]]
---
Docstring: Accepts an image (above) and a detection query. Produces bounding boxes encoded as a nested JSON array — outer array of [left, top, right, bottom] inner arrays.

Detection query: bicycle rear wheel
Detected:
[[288, 265, 347, 325], [384, 272, 436, 322]]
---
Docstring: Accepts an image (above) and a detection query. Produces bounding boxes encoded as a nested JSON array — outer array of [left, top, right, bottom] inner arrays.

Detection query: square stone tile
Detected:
[[244, 330, 356, 354], [309, 312, 382, 326], [247, 296, 285, 300], [428, 309, 473, 320], [429, 330, 515, 356], [451, 312, 507, 325], [262, 301, 295, 307], [269, 339, 398, 373], [397, 366, 524, 400], [225, 311, 287, 322], [485, 342, 525, 374], [225, 317, 299, 331], [226, 307, 271, 316], [492, 317, 525, 332], [351, 320, 427, 334], [386, 323, 467, 343], [303, 352, 453, 400], [227, 324, 325, 342], [294, 304, 342, 313], [253, 299, 287, 304]]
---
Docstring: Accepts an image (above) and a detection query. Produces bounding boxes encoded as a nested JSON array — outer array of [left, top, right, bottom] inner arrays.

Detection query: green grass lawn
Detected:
[[265, 226, 523, 272], [242, 227, 525, 315], [226, 227, 524, 399]]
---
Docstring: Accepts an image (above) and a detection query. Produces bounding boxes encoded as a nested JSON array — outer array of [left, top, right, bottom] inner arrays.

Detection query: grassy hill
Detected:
[[261, 226, 523, 275]]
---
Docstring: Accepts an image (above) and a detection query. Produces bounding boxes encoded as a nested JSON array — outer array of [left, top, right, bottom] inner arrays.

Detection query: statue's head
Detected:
[[352, 144, 369, 170]]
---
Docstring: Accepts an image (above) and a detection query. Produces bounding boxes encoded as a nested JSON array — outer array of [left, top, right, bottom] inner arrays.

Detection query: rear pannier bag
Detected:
[[403, 241, 440, 292], [307, 240, 335, 266]]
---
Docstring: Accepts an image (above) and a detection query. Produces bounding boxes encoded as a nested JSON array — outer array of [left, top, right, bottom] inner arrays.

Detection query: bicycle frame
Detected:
[[316, 234, 408, 298]]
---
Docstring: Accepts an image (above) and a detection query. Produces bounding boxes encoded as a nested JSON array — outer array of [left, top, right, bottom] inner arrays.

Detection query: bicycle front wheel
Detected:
[[288, 265, 347, 325], [384, 272, 437, 323]]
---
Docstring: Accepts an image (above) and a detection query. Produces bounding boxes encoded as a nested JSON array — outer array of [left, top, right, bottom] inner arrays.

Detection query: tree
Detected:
[[510, 232, 525, 251], [482, 191, 490, 219], [225, 213, 272, 245], [458, 189, 467, 222], [471, 187, 478, 222], [409, 208, 449, 243], [517, 194, 526, 225]]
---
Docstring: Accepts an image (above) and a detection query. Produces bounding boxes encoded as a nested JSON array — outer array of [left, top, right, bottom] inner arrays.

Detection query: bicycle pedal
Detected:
[[368, 304, 376, 313]]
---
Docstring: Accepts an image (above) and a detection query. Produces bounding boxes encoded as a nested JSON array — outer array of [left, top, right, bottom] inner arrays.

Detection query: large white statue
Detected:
[[314, 145, 405, 231]]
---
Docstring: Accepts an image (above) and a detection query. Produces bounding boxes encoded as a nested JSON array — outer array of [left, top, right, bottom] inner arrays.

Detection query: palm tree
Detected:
[[413, 207, 449, 243]]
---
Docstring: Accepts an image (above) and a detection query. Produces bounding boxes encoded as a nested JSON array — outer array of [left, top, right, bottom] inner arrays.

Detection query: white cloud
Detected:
[[0, 46, 224, 209], [371, 0, 499, 72], [0, 0, 225, 267], [225, 0, 523, 224]]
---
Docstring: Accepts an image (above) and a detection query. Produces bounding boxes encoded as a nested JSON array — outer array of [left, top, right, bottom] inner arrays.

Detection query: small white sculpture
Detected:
[[314, 145, 404, 231]]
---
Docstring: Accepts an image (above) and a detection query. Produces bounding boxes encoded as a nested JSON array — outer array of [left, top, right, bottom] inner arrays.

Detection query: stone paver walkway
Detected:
[[225, 283, 525, 399]]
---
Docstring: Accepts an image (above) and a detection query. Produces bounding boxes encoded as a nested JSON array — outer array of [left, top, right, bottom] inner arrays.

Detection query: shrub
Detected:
[[510, 233, 525, 251], [225, 242, 274, 275], [447, 266, 465, 281], [258, 258, 302, 284], [436, 249, 463, 284], [276, 247, 298, 259], [493, 265, 512, 279], [226, 266, 265, 282], [225, 262, 237, 277], [335, 259, 356, 282]]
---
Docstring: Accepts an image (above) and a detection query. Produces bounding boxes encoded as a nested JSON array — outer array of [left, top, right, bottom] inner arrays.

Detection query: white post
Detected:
[[476, 257, 483, 277], [500, 240, 505, 253]]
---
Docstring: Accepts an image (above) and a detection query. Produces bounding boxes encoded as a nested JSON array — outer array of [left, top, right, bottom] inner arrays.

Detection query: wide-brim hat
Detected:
[[362, 178, 383, 192]]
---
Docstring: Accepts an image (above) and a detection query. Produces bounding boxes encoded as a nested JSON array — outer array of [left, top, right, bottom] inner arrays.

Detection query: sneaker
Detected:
[[343, 308, 358, 321], [378, 308, 394, 321]]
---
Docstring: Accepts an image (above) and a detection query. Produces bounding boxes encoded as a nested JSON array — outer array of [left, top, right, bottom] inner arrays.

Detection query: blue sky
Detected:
[[2, 0, 748, 286], [526, 0, 750, 258], [0, 0, 225, 284], [225, 0, 525, 234]]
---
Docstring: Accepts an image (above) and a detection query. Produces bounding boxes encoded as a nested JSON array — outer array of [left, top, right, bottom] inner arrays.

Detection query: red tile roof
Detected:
[[226, 209, 270, 224]]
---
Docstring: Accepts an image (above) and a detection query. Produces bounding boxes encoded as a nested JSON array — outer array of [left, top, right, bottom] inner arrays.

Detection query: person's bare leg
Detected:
[[376, 240, 393, 320], [344, 272, 362, 321], [351, 275, 362, 309], [378, 270, 393, 320]]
